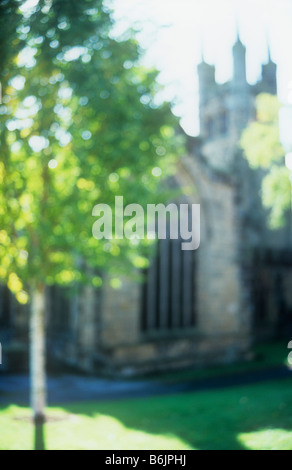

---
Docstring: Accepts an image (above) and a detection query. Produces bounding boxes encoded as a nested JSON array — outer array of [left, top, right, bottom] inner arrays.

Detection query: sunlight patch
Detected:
[[238, 429, 292, 451]]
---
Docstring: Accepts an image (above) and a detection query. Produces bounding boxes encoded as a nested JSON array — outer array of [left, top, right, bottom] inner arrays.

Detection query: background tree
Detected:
[[240, 93, 291, 228], [0, 0, 183, 430]]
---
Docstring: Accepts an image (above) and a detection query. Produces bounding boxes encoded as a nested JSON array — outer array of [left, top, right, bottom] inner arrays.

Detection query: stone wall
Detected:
[[91, 150, 253, 376]]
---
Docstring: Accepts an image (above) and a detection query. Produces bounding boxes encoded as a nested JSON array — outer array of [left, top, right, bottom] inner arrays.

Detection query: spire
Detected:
[[268, 45, 271, 63], [263, 24, 275, 65], [234, 31, 245, 50], [200, 44, 205, 64], [198, 34, 205, 64], [261, 29, 277, 94], [235, 21, 240, 44], [234, 14, 243, 45], [266, 30, 272, 63], [232, 17, 247, 87]]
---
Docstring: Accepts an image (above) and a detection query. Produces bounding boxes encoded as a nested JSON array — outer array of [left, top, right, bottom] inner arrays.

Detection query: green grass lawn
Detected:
[[0, 378, 292, 450]]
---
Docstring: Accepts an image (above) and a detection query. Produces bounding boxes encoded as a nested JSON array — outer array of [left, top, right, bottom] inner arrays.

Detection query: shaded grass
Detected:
[[0, 378, 292, 450], [145, 341, 289, 384]]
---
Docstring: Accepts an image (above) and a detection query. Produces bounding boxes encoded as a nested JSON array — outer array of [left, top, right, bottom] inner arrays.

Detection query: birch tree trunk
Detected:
[[30, 283, 46, 424]]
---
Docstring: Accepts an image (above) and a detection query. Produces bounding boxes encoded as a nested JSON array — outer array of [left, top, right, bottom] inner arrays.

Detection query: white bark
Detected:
[[30, 284, 46, 422], [80, 284, 96, 371]]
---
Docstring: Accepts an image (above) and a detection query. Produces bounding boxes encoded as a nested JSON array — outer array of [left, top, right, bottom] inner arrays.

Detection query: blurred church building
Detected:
[[1, 35, 292, 375]]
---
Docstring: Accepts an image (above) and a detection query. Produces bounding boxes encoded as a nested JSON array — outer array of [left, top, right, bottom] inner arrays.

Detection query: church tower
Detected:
[[230, 32, 251, 137], [197, 58, 216, 139], [261, 45, 277, 95], [197, 31, 276, 173], [232, 33, 247, 88]]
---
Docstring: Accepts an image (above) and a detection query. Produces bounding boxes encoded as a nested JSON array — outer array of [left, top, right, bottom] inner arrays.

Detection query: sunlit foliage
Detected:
[[240, 93, 290, 228], [0, 0, 183, 300]]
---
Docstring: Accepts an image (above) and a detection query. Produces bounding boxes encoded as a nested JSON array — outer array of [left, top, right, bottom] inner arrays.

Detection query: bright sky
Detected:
[[111, 0, 292, 136]]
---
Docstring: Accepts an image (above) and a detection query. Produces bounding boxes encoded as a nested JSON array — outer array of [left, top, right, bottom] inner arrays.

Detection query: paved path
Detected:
[[0, 366, 291, 406]]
